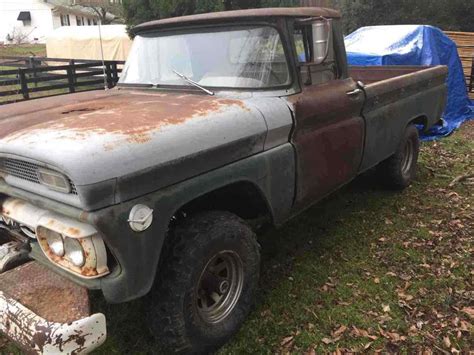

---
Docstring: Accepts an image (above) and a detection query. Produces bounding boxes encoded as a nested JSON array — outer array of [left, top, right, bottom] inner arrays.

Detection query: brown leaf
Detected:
[[461, 307, 474, 319], [443, 336, 451, 348], [459, 320, 471, 332], [332, 325, 347, 338], [397, 291, 414, 301], [281, 336, 294, 347], [364, 342, 373, 350], [382, 304, 391, 313], [351, 326, 378, 340], [374, 277, 380, 284], [321, 337, 334, 345]]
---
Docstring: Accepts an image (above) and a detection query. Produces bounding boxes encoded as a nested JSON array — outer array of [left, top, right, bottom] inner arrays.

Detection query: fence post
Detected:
[[67, 59, 76, 93], [112, 62, 118, 85], [18, 69, 29, 100], [29, 57, 38, 87], [105, 63, 113, 89]]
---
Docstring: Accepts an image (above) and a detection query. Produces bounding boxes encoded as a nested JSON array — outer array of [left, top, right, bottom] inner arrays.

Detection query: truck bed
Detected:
[[349, 65, 448, 172], [349, 65, 432, 84]]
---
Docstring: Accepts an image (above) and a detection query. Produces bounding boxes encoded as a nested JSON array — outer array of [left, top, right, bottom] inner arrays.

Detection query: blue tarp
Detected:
[[345, 25, 474, 140]]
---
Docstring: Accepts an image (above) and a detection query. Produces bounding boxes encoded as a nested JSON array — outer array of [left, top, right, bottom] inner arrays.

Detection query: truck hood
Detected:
[[0, 90, 267, 191]]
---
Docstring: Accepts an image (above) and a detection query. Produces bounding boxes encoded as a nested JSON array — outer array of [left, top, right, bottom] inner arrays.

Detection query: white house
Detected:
[[0, 0, 102, 44]]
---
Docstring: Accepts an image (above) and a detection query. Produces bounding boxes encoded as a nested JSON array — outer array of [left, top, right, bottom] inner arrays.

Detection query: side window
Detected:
[[294, 19, 336, 85]]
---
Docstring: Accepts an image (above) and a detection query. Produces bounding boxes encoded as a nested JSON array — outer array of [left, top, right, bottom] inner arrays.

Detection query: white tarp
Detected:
[[46, 24, 132, 61]]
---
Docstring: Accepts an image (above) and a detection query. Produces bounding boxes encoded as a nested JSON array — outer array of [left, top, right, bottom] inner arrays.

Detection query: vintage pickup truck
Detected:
[[0, 7, 447, 354]]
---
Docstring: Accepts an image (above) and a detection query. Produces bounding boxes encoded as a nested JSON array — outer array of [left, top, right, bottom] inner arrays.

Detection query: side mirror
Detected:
[[312, 19, 331, 65], [295, 16, 332, 65]]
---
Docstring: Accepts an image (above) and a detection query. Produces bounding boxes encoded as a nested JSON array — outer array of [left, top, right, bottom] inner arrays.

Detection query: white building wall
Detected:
[[0, 0, 55, 44], [0, 0, 99, 45]]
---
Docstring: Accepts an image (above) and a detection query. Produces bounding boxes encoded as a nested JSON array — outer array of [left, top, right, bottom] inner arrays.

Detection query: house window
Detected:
[[87, 18, 92, 26], [93, 19, 98, 25], [60, 14, 70, 26], [76, 16, 82, 26]]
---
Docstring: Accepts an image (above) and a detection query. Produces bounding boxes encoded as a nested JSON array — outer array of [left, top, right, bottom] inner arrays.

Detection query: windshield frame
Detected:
[[119, 22, 295, 92]]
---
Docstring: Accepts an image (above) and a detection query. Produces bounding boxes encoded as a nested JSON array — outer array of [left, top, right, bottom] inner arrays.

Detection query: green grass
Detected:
[[1, 122, 473, 354], [0, 44, 46, 57]]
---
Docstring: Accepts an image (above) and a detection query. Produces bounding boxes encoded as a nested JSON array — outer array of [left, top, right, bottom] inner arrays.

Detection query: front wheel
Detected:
[[148, 211, 260, 354], [378, 124, 420, 189]]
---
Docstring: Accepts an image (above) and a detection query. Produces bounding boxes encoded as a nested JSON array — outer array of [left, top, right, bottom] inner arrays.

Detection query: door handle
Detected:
[[346, 88, 363, 96]]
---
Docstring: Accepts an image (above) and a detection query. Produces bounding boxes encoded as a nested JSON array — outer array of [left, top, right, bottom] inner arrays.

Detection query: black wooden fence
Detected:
[[0, 56, 125, 105], [459, 46, 474, 95]]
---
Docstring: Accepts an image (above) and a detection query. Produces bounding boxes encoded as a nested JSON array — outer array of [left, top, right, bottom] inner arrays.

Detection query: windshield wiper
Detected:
[[172, 69, 214, 96]]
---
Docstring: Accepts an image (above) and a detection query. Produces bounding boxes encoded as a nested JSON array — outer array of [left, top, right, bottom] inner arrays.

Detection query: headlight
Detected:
[[45, 230, 65, 257], [37, 225, 109, 279], [64, 238, 85, 267], [37, 168, 71, 193]]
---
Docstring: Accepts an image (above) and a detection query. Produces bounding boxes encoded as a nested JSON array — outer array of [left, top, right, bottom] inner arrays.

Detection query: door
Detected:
[[289, 18, 366, 206]]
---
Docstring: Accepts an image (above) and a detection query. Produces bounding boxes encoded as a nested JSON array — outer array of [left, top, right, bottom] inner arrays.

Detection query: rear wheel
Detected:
[[148, 211, 260, 354], [378, 124, 420, 189]]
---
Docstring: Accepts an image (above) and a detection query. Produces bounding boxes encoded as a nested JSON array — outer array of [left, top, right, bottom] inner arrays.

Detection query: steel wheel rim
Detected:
[[195, 251, 244, 324], [401, 139, 414, 176]]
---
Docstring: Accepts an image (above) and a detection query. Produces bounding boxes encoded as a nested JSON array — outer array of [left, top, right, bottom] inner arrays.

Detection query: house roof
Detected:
[[45, 0, 100, 18], [133, 7, 341, 33]]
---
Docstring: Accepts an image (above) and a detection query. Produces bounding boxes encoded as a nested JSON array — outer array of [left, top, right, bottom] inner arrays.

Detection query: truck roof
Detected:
[[133, 7, 341, 33]]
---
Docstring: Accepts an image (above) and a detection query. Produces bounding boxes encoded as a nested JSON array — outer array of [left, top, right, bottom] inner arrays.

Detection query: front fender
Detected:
[[92, 144, 295, 303]]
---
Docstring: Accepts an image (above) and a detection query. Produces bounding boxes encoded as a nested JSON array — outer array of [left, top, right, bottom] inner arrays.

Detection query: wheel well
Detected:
[[174, 182, 271, 222], [409, 115, 428, 130]]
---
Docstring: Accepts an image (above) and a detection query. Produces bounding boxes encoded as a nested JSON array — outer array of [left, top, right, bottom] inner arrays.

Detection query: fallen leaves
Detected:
[[461, 307, 474, 319], [350, 326, 378, 340], [280, 335, 294, 348], [442, 336, 451, 348], [331, 325, 347, 338], [378, 327, 407, 342]]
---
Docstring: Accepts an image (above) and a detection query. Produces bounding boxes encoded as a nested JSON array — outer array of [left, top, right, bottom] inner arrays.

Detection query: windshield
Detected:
[[119, 26, 291, 89]]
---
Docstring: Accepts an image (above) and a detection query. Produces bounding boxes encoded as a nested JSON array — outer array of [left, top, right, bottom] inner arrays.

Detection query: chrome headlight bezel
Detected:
[[0, 196, 110, 279], [37, 226, 109, 279]]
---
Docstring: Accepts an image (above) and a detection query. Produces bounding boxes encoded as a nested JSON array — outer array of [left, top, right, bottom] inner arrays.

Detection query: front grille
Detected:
[[0, 158, 78, 195]]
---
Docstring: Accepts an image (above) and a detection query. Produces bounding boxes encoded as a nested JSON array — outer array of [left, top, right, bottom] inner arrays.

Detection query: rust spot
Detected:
[[80, 267, 98, 277], [66, 227, 81, 237]]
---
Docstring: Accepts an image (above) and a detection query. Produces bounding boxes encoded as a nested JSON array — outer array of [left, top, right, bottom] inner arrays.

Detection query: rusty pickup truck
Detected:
[[0, 7, 447, 354]]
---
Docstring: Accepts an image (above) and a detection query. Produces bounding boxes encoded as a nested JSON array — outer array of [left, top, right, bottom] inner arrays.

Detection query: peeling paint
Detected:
[[0, 262, 106, 354]]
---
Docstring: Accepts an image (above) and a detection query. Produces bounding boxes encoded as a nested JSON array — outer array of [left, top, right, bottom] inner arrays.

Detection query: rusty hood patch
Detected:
[[0, 89, 267, 187], [0, 90, 248, 141]]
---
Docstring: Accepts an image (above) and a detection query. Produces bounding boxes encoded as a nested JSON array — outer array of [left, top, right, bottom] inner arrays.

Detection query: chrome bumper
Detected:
[[0, 261, 106, 354], [0, 292, 106, 354]]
